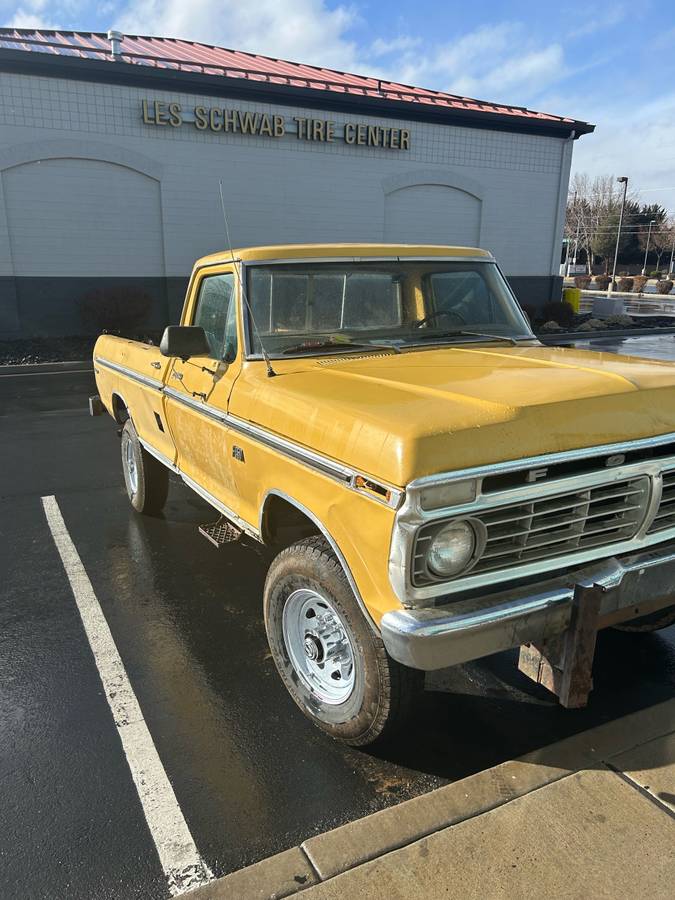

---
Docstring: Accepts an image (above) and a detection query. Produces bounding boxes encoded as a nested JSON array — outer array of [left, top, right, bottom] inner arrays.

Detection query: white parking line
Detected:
[[41, 495, 213, 897]]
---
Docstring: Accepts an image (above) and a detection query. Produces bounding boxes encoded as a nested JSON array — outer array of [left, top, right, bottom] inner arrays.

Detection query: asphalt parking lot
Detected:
[[2, 335, 675, 899]]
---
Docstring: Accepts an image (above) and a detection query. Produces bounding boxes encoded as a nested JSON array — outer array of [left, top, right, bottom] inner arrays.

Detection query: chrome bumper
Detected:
[[380, 542, 675, 671]]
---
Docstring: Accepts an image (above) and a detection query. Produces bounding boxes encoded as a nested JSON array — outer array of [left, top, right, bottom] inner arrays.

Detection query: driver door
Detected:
[[164, 267, 241, 509]]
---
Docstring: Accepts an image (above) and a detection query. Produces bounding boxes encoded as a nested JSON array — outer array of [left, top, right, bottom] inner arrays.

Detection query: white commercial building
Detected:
[[0, 29, 593, 338]]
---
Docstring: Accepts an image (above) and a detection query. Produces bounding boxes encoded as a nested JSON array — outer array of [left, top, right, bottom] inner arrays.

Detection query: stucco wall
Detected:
[[0, 72, 572, 337]]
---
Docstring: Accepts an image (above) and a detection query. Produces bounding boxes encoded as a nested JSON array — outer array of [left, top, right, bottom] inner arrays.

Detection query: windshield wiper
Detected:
[[413, 330, 521, 346], [281, 339, 401, 355]]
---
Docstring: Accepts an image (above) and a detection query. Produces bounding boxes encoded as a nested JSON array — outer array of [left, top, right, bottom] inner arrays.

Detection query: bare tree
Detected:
[[641, 219, 675, 273], [566, 173, 639, 273]]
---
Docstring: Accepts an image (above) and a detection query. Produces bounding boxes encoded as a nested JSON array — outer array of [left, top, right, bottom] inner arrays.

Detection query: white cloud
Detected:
[[567, 3, 628, 38], [370, 35, 422, 57], [114, 0, 367, 71], [451, 44, 564, 101], [3, 0, 61, 28], [111, 3, 567, 104], [376, 23, 566, 106], [531, 86, 675, 214], [3, 11, 53, 27]]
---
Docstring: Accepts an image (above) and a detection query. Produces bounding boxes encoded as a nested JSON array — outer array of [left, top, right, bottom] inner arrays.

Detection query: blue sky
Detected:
[[3, 0, 675, 209]]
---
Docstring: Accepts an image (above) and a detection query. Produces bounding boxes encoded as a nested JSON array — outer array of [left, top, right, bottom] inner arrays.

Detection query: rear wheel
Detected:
[[613, 605, 675, 633], [120, 420, 169, 515], [264, 535, 423, 746]]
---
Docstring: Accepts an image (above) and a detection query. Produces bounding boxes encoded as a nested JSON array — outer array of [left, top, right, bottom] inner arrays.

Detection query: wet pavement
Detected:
[[2, 335, 675, 899]]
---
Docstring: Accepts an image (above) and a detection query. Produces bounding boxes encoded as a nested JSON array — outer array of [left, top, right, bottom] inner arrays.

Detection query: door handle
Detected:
[[150, 361, 162, 369]]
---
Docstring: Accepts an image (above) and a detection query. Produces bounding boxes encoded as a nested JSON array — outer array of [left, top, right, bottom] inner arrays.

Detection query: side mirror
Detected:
[[160, 326, 211, 361]]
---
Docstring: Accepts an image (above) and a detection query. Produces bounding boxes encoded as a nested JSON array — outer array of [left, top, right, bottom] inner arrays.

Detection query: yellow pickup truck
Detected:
[[92, 243, 675, 745]]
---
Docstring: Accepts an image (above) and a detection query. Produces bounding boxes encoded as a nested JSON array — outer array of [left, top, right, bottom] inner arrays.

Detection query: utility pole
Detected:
[[609, 176, 628, 295], [642, 219, 656, 276]]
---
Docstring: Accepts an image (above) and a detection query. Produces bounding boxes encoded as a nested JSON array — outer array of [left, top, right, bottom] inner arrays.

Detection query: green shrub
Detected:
[[650, 270, 663, 279], [594, 275, 611, 290], [656, 280, 674, 295], [617, 277, 634, 292], [77, 286, 153, 335], [574, 275, 592, 289], [633, 275, 648, 293]]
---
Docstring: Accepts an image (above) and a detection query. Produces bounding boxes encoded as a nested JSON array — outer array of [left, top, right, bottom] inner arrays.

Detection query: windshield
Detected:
[[245, 261, 532, 357]]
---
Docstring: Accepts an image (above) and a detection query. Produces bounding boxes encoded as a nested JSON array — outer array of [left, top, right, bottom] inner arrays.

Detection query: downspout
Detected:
[[549, 130, 576, 300]]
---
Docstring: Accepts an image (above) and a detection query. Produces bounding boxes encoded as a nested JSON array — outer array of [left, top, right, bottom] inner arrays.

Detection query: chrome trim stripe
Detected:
[[228, 412, 354, 483], [242, 254, 494, 267], [382, 588, 573, 668], [240, 255, 503, 360], [163, 385, 402, 507], [410, 431, 675, 489], [137, 434, 261, 539], [391, 453, 675, 605], [97, 353, 401, 507], [137, 436, 175, 470], [181, 472, 261, 540], [260, 489, 379, 633], [163, 386, 226, 426], [381, 541, 675, 670], [94, 356, 164, 391]]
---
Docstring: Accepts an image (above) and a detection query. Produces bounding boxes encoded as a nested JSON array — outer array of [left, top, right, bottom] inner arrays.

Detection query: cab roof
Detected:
[[195, 243, 493, 268]]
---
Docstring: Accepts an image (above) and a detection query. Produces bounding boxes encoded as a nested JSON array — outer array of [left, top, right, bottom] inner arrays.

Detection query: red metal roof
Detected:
[[0, 28, 592, 132]]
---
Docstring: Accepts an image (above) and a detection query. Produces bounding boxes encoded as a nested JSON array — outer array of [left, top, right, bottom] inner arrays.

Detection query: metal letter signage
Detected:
[[141, 100, 411, 150]]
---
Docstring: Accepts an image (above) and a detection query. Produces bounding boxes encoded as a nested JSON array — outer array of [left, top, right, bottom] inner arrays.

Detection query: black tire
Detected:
[[612, 605, 675, 633], [263, 535, 423, 746], [120, 419, 169, 515]]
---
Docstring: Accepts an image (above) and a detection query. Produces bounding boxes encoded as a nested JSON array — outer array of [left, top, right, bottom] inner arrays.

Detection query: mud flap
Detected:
[[89, 395, 104, 416]]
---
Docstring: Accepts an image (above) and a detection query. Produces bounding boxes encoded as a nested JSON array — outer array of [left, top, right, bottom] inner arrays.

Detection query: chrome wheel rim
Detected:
[[125, 438, 138, 495], [282, 589, 355, 705]]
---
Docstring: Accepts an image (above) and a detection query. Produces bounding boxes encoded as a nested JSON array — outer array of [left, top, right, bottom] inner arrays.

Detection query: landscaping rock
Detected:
[[603, 315, 635, 328]]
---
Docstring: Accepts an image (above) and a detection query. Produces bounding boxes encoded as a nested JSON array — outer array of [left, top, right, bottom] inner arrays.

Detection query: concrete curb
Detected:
[[0, 360, 93, 375], [186, 699, 675, 899]]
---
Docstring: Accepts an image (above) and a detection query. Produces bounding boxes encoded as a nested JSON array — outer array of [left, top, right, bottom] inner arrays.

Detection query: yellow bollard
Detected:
[[563, 287, 581, 313]]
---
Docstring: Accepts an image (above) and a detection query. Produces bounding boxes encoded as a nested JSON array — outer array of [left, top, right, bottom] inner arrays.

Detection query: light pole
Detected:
[[609, 176, 628, 295], [642, 219, 656, 276], [669, 231, 675, 276]]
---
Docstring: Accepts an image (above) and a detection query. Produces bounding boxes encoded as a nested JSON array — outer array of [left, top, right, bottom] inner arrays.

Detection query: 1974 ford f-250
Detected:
[[92, 243, 675, 745]]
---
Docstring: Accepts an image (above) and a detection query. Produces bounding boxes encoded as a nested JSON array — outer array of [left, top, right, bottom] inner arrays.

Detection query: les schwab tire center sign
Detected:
[[141, 99, 412, 150]]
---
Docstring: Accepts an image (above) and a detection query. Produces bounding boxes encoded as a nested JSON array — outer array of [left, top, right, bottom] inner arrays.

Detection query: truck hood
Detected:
[[229, 344, 675, 486]]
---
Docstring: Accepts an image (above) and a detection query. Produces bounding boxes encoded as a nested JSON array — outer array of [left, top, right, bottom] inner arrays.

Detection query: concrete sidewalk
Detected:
[[189, 699, 675, 899]]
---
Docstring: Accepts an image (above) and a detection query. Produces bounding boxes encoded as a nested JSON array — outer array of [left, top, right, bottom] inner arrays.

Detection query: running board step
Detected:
[[198, 516, 242, 548]]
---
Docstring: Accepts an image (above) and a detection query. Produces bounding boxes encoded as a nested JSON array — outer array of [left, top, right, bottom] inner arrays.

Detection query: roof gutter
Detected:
[[0, 48, 595, 140]]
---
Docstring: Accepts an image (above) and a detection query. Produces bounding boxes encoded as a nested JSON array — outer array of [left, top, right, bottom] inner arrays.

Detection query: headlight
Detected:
[[426, 520, 478, 577]]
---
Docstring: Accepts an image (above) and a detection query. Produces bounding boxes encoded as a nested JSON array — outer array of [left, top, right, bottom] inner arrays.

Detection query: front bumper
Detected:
[[380, 541, 675, 671]]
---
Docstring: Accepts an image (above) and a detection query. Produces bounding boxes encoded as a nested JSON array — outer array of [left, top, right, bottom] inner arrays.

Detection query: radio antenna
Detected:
[[218, 180, 276, 377]]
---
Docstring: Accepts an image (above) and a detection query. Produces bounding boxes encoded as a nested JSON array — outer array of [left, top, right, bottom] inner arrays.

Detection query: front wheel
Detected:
[[263, 536, 423, 746], [120, 420, 169, 515]]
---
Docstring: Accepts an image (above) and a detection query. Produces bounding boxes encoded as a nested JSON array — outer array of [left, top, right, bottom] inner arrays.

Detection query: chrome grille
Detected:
[[649, 470, 675, 533], [413, 476, 650, 586]]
